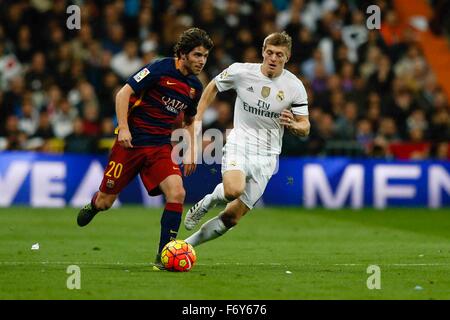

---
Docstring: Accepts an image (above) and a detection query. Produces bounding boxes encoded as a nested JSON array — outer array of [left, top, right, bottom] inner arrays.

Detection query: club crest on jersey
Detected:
[[276, 90, 285, 102], [219, 70, 228, 79], [106, 179, 115, 189], [228, 161, 237, 167], [261, 86, 271, 98], [189, 88, 196, 99], [133, 68, 150, 82]]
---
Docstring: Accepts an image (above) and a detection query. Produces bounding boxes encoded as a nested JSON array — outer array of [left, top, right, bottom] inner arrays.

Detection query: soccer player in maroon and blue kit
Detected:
[[77, 28, 213, 270]]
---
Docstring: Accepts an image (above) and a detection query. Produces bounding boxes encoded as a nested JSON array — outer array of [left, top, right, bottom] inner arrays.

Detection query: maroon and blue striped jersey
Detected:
[[125, 57, 203, 146]]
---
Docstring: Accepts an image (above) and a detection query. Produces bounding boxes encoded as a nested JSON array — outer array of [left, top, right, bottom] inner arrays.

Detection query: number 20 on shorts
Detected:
[[105, 161, 123, 178]]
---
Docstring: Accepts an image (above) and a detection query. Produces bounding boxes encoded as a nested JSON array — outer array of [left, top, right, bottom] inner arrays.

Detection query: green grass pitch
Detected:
[[0, 206, 449, 299]]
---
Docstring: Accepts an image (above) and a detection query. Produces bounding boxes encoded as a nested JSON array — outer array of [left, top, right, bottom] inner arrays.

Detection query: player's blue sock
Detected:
[[158, 203, 182, 254]]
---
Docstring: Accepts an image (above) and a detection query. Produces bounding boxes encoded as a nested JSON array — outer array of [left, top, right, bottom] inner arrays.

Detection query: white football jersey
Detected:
[[214, 63, 308, 155]]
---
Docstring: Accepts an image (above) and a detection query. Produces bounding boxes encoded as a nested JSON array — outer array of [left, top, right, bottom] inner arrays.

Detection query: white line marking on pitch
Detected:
[[334, 263, 449, 267], [1, 261, 449, 267], [0, 261, 283, 267]]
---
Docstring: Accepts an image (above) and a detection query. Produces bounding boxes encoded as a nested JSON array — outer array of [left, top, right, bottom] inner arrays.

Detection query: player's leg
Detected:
[[138, 144, 184, 270], [151, 175, 185, 270], [77, 192, 117, 227], [77, 141, 143, 227], [95, 192, 118, 210], [185, 198, 250, 246], [211, 170, 246, 205], [157, 174, 185, 254], [184, 170, 246, 230], [185, 142, 248, 230], [185, 155, 275, 247]]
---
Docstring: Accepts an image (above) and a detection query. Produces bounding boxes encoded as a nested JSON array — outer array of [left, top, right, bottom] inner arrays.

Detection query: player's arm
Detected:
[[280, 111, 310, 137], [194, 79, 219, 122], [183, 80, 219, 176], [283, 79, 310, 137], [115, 84, 134, 148]]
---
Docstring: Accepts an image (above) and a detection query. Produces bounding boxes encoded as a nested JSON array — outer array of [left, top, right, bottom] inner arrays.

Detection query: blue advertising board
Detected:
[[0, 152, 449, 208]]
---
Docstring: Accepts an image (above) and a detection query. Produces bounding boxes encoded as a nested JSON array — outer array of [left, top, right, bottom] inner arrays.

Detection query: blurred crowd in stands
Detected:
[[0, 0, 449, 159]]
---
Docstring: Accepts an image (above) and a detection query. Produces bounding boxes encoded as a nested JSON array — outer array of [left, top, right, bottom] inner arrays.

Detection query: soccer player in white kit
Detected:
[[183, 32, 310, 247]]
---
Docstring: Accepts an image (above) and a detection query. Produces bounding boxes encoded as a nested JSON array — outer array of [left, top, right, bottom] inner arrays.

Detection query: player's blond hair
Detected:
[[262, 31, 292, 57]]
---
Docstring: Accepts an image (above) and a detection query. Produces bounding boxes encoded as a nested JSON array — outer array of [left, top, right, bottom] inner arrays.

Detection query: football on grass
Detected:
[[161, 239, 196, 272]]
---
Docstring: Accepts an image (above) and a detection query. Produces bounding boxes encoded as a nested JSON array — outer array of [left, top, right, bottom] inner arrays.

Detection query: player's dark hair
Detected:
[[263, 31, 292, 56], [174, 27, 214, 58]]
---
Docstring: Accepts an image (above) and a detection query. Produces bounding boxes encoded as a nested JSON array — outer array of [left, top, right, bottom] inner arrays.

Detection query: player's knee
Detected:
[[166, 186, 186, 203], [175, 188, 186, 203], [220, 213, 239, 229], [224, 187, 244, 201]]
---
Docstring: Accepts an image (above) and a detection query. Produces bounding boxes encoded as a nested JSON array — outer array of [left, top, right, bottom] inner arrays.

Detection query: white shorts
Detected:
[[221, 144, 278, 209]]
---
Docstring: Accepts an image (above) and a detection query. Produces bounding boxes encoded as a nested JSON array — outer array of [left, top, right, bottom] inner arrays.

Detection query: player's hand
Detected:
[[118, 127, 133, 148], [279, 110, 295, 128], [183, 145, 198, 176], [183, 162, 197, 176]]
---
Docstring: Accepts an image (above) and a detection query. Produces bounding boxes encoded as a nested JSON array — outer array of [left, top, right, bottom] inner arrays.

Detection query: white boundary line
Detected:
[[0, 261, 449, 267], [0, 261, 283, 267], [334, 263, 450, 267]]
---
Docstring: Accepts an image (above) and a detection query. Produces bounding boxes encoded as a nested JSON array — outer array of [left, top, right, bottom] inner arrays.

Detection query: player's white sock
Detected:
[[203, 183, 227, 209], [185, 215, 229, 246]]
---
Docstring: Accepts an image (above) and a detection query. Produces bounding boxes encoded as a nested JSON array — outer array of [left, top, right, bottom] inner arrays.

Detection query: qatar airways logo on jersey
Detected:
[[243, 101, 281, 119], [161, 96, 188, 114]]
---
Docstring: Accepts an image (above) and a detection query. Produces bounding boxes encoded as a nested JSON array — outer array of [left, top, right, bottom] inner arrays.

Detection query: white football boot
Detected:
[[184, 194, 213, 230]]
